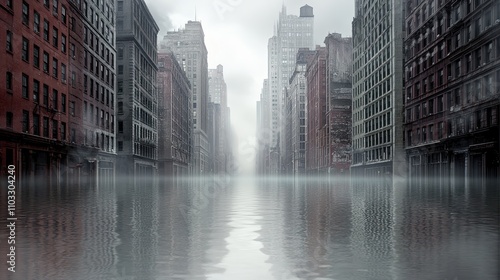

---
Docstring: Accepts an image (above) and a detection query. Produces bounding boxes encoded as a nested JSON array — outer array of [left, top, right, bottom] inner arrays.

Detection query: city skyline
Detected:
[[144, 0, 355, 173]]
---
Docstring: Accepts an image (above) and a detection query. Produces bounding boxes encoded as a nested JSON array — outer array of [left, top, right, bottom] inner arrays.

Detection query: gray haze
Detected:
[[145, 0, 354, 174]]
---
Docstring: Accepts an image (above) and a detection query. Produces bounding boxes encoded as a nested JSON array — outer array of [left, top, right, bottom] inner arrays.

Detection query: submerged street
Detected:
[[1, 176, 498, 280]]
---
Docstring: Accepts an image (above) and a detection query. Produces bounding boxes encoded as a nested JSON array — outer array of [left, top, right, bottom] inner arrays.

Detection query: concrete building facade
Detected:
[[77, 0, 117, 186], [160, 21, 210, 176], [404, 0, 500, 187], [116, 0, 159, 177], [286, 48, 316, 175], [351, 0, 406, 178], [157, 52, 192, 178]]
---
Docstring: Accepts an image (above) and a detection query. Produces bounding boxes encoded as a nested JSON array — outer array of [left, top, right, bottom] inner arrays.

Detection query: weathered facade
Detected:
[[306, 46, 328, 173], [325, 33, 353, 175], [157, 52, 192, 177], [116, 0, 159, 177], [0, 1, 114, 186], [404, 0, 500, 187]]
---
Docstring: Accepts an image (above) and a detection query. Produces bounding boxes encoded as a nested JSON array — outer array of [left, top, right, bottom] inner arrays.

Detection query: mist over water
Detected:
[[1, 175, 498, 280]]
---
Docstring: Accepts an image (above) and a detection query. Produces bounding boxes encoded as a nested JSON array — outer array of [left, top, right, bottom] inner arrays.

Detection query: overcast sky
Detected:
[[144, 0, 354, 174]]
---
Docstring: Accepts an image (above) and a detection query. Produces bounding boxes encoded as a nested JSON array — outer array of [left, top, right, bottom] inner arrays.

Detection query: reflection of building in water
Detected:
[[404, 0, 500, 187]]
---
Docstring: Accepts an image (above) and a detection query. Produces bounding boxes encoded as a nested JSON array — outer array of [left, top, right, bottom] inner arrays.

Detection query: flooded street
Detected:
[[1, 176, 498, 280]]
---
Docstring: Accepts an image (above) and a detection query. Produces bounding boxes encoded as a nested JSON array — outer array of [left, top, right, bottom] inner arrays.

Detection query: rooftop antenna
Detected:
[[195, 4, 197, 21]]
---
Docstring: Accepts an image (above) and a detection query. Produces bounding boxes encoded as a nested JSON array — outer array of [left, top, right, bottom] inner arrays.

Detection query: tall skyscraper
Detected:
[[160, 21, 210, 175], [266, 4, 314, 174], [404, 0, 500, 187], [116, 0, 159, 176], [351, 0, 406, 177], [208, 65, 231, 175]]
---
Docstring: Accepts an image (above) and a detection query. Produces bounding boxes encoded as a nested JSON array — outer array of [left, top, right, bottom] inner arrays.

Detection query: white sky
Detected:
[[144, 0, 354, 174]]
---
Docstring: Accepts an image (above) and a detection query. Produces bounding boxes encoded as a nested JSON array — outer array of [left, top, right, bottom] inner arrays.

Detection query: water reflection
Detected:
[[0, 176, 498, 279]]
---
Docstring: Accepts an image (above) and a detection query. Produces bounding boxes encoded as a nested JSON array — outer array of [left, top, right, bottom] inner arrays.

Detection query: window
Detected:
[[71, 71, 76, 87], [52, 0, 58, 15], [6, 31, 12, 52], [61, 34, 66, 53], [43, 117, 49, 137], [61, 122, 66, 140], [43, 84, 49, 106], [43, 20, 49, 41], [61, 63, 66, 82], [52, 89, 58, 110], [22, 2, 29, 25], [22, 74, 29, 99], [6, 72, 12, 90], [43, 52, 49, 73], [69, 101, 75, 116], [118, 102, 123, 114], [52, 58, 58, 78], [44, 0, 49, 9], [52, 120, 58, 139], [475, 48, 481, 69], [61, 5, 66, 23], [33, 45, 40, 68], [6, 0, 12, 9], [33, 114, 40, 135], [118, 141, 123, 151], [22, 111, 29, 133], [52, 27, 58, 47], [22, 37, 29, 62], [70, 43, 75, 58], [34, 11, 40, 33], [118, 121, 123, 133], [6, 112, 13, 128], [33, 79, 39, 103], [61, 94, 66, 113]]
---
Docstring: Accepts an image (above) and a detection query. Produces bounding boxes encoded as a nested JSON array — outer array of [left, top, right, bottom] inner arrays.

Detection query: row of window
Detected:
[[407, 106, 497, 146], [21, 1, 67, 28], [407, 70, 499, 120], [7, 72, 67, 112], [84, 26, 115, 67], [83, 74, 114, 108], [6, 110, 67, 140], [83, 129, 115, 152], [84, 50, 115, 88], [83, 0, 115, 48], [83, 101, 114, 132]]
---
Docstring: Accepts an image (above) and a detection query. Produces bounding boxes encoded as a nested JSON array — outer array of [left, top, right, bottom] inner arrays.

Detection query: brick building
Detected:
[[404, 0, 500, 187], [1, 0, 75, 187], [306, 46, 328, 173], [157, 51, 192, 177], [325, 33, 353, 175], [0, 0, 117, 187]]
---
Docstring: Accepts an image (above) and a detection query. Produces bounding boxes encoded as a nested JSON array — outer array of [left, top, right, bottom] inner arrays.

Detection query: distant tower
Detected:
[[266, 4, 314, 174], [160, 21, 210, 175]]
